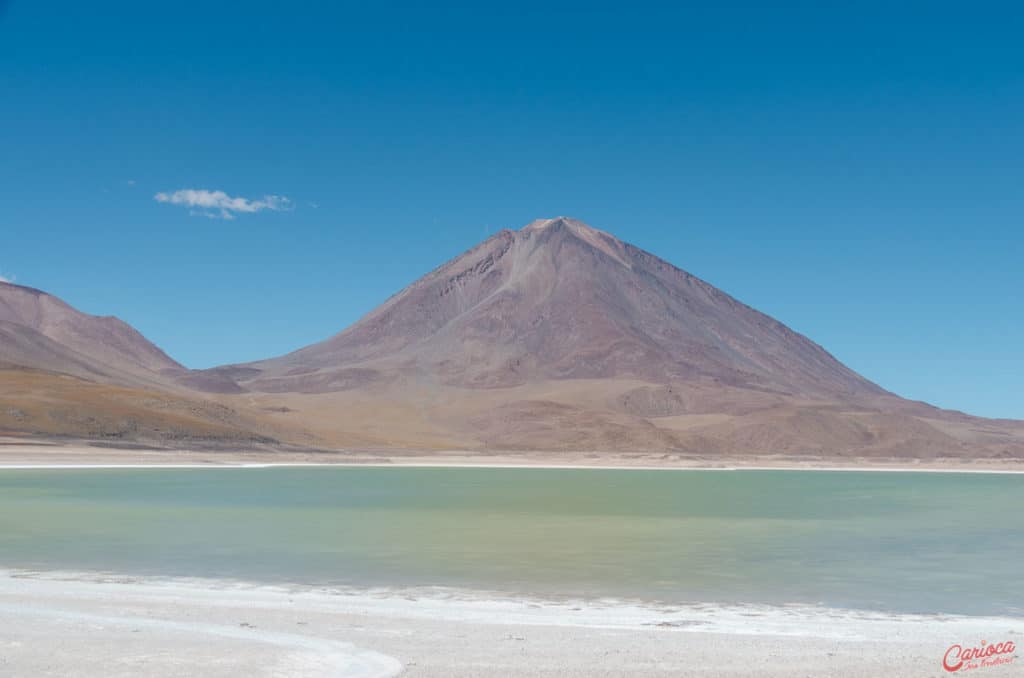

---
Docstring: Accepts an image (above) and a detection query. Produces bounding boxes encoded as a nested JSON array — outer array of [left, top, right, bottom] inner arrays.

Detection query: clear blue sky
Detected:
[[1, 1, 1021, 418]]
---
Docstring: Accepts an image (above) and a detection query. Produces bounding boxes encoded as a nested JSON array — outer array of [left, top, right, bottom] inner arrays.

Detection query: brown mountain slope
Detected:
[[0, 367, 280, 445], [0, 281, 242, 394], [0, 281, 180, 379], [215, 217, 1024, 458], [0, 283, 290, 446]]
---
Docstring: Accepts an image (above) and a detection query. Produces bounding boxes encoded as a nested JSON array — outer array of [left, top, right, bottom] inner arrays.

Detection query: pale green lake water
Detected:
[[0, 467, 1020, 616]]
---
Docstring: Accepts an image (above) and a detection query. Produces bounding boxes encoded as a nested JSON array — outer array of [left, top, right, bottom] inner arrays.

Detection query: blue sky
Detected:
[[1, 1, 1021, 418]]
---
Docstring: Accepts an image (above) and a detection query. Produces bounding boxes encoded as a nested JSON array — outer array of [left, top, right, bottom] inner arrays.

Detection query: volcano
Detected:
[[201, 217, 1023, 457], [234, 218, 880, 397]]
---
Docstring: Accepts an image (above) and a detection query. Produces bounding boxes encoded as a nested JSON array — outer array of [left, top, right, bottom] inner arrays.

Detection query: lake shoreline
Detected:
[[1, 439, 1023, 473], [2, 568, 1020, 677]]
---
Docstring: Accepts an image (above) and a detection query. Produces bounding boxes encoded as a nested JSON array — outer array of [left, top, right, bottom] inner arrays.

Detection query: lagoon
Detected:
[[0, 467, 1020, 616]]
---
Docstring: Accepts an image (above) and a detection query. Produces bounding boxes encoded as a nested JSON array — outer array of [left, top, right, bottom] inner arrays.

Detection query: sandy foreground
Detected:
[[1, 439, 1024, 472], [0, 570, 1020, 678]]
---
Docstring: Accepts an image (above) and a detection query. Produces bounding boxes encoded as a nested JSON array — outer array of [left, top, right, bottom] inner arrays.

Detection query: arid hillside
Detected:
[[0, 282, 292, 446], [0, 367, 283, 445]]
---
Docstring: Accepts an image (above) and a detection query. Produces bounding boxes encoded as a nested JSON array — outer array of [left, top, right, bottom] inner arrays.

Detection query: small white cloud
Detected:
[[0, 269, 14, 284], [154, 188, 292, 220]]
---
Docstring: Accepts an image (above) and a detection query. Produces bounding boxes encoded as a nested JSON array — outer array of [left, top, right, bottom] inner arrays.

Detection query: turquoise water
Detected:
[[0, 467, 1021, 616]]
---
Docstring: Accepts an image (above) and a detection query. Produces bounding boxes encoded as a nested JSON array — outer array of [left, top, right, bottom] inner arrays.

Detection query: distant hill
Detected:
[[0, 281, 281, 445], [0, 281, 180, 387]]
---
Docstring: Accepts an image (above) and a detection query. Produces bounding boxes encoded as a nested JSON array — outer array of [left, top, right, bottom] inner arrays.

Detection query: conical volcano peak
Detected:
[[518, 216, 629, 266], [521, 216, 606, 237], [521, 216, 579, 230]]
